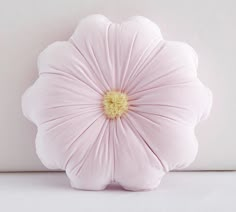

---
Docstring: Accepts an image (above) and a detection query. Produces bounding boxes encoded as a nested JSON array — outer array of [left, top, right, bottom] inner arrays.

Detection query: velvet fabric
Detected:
[[22, 15, 212, 191]]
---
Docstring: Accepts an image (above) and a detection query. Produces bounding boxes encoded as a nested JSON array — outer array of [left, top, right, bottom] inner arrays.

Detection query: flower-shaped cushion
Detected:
[[22, 15, 212, 191]]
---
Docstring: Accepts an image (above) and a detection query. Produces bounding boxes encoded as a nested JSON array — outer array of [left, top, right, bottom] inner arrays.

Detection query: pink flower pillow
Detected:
[[22, 15, 212, 191]]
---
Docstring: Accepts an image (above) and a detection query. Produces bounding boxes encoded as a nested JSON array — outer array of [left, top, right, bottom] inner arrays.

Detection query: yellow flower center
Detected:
[[103, 91, 128, 119]]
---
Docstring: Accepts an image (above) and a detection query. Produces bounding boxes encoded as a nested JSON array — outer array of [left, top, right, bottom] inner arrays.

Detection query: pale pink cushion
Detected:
[[22, 15, 212, 191]]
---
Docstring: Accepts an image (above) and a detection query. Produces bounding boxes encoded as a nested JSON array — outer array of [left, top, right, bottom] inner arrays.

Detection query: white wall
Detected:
[[0, 0, 235, 171]]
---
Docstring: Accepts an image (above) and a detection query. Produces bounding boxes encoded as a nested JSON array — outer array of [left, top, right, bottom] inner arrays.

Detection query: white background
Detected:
[[0, 0, 235, 171]]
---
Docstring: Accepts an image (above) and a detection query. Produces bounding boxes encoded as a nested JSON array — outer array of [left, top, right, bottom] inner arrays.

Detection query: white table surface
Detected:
[[0, 171, 235, 212]]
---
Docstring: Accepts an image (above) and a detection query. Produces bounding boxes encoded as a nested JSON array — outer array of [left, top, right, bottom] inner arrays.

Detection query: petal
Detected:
[[125, 111, 198, 170], [129, 79, 212, 125], [126, 41, 198, 95], [71, 15, 163, 91], [70, 15, 113, 91], [112, 117, 165, 191], [22, 74, 102, 126], [65, 119, 113, 190], [36, 112, 111, 177], [38, 41, 105, 95]]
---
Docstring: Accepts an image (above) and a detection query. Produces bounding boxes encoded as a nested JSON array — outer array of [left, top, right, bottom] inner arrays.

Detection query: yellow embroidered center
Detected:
[[103, 91, 128, 119]]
